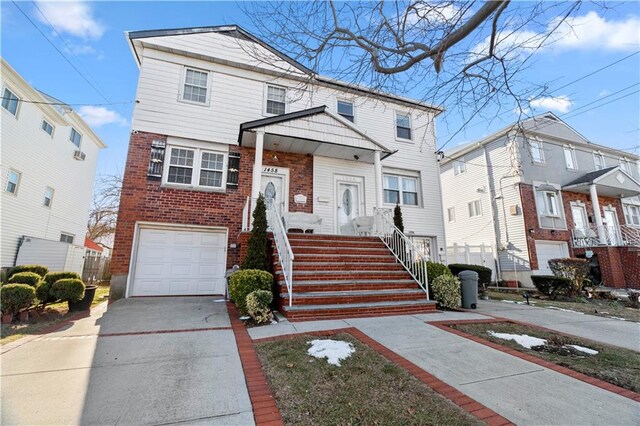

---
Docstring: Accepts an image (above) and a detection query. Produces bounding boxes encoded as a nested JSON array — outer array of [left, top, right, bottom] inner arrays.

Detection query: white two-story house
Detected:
[[1, 58, 105, 274], [111, 25, 447, 318], [440, 113, 640, 289]]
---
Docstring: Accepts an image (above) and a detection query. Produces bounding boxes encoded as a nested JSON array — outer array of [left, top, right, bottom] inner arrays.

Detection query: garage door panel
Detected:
[[535, 241, 568, 274]]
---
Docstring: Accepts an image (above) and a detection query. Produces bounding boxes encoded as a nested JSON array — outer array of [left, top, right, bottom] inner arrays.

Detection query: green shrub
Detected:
[[229, 269, 273, 315], [548, 258, 590, 296], [35, 280, 54, 305], [531, 275, 572, 299], [246, 290, 273, 324], [1, 284, 36, 315], [242, 194, 270, 271], [8, 272, 42, 287], [448, 264, 492, 287], [431, 275, 461, 309], [50, 279, 85, 303], [425, 262, 453, 282], [8, 264, 48, 279], [43, 271, 81, 285]]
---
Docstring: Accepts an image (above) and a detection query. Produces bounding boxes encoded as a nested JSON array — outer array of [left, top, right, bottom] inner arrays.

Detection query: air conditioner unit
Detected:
[[73, 150, 86, 161]]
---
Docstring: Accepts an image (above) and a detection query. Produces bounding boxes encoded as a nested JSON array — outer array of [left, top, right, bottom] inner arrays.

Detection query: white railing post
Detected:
[[266, 201, 295, 306]]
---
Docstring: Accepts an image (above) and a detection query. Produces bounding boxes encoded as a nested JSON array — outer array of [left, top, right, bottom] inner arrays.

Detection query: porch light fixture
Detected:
[[353, 155, 360, 160], [272, 153, 278, 161], [528, 228, 535, 235]]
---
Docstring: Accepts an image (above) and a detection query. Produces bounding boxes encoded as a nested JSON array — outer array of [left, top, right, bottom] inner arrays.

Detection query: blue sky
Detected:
[[2, 1, 639, 178]]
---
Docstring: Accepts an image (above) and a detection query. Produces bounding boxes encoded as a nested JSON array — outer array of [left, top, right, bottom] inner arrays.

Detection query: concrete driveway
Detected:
[[1, 297, 253, 425]]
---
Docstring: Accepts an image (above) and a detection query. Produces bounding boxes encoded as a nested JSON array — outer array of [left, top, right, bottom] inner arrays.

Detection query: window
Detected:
[[164, 145, 227, 190], [2, 87, 19, 116], [468, 200, 482, 217], [337, 100, 354, 122], [5, 169, 20, 194], [383, 174, 419, 206], [182, 68, 208, 104], [619, 158, 630, 173], [199, 152, 224, 187], [453, 160, 466, 175], [563, 146, 577, 170], [395, 112, 412, 140], [70, 128, 82, 147], [167, 148, 194, 184], [447, 207, 456, 223], [593, 152, 605, 170], [543, 192, 559, 216], [624, 204, 640, 226], [60, 233, 74, 244], [266, 85, 286, 115], [43, 187, 54, 207], [529, 140, 545, 163], [41, 120, 54, 136]]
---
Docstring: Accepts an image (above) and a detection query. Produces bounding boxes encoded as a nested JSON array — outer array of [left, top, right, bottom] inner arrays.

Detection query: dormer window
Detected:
[[337, 100, 354, 122], [182, 68, 209, 104], [266, 85, 286, 115]]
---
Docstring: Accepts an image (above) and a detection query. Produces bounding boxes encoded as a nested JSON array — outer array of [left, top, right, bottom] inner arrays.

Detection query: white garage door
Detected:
[[130, 226, 227, 296], [534, 241, 568, 274]]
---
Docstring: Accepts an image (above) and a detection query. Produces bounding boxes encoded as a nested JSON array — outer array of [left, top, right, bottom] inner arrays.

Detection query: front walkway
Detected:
[[1, 298, 254, 425]]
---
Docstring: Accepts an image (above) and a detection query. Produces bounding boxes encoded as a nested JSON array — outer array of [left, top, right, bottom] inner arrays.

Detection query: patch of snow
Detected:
[[487, 331, 546, 349], [607, 316, 626, 321], [213, 299, 226, 303], [239, 316, 251, 320], [270, 319, 278, 325], [567, 344, 599, 355], [307, 339, 355, 366], [547, 306, 584, 314], [501, 300, 533, 305]]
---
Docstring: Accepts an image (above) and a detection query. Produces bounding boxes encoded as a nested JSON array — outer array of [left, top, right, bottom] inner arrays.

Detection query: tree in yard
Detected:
[[87, 173, 122, 242], [393, 203, 405, 233], [242, 194, 270, 271]]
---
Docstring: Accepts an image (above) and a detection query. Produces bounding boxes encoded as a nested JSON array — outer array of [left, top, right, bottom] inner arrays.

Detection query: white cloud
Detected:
[[530, 96, 573, 113], [551, 11, 640, 51], [64, 43, 95, 55], [34, 0, 104, 39], [599, 89, 610, 97], [407, 3, 466, 25], [78, 106, 127, 127]]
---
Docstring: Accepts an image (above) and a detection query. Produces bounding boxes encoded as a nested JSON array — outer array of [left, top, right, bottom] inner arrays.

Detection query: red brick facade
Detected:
[[111, 131, 314, 278]]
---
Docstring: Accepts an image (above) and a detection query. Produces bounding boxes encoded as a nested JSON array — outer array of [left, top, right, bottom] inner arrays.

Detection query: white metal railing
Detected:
[[266, 200, 295, 306], [372, 207, 429, 298], [572, 224, 640, 248], [242, 196, 252, 232]]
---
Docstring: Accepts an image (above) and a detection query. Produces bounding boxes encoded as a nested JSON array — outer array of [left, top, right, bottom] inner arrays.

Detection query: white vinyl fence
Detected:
[[446, 243, 497, 282]]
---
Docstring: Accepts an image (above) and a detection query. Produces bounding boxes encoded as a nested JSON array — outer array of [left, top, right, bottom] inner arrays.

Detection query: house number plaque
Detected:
[[263, 167, 279, 173]]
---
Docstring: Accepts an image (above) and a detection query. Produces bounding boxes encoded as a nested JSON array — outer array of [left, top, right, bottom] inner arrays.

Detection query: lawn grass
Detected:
[[451, 322, 640, 393], [0, 284, 109, 346], [255, 333, 483, 426], [488, 290, 640, 322]]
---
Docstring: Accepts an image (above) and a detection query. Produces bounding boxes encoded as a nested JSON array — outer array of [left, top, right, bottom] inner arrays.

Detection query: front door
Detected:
[[260, 167, 289, 215], [603, 208, 621, 245], [336, 181, 362, 235]]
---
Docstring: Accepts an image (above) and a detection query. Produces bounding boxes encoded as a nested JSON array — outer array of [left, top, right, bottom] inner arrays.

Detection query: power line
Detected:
[[562, 89, 640, 120], [1, 97, 135, 107], [558, 83, 639, 117]]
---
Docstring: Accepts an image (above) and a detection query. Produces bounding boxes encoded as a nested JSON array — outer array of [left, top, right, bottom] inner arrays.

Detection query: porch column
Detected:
[[589, 183, 606, 245], [251, 130, 265, 200], [374, 150, 383, 209]]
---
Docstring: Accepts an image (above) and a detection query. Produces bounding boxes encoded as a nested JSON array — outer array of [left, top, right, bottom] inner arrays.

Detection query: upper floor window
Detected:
[[529, 140, 545, 163], [60, 233, 74, 244], [164, 146, 226, 190], [5, 169, 21, 195], [41, 120, 54, 136], [337, 100, 354, 122], [540, 191, 559, 216], [447, 207, 456, 223], [468, 200, 482, 217], [383, 173, 419, 206], [182, 68, 209, 104], [623, 204, 640, 226], [453, 160, 466, 175], [266, 85, 286, 115], [619, 158, 630, 173], [2, 87, 19, 116], [593, 152, 605, 170], [43, 187, 54, 207], [563, 146, 577, 170], [70, 128, 82, 148], [395, 112, 412, 140]]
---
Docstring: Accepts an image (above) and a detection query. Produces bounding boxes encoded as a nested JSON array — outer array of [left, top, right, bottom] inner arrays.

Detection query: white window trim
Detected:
[[394, 110, 413, 142], [453, 159, 466, 175], [623, 203, 640, 227], [534, 182, 567, 230], [529, 139, 545, 164], [69, 127, 82, 148], [593, 151, 605, 170], [619, 157, 630, 173], [468, 200, 482, 218], [1, 85, 20, 118], [162, 144, 228, 192], [563, 146, 578, 170], [447, 207, 456, 223], [43, 186, 54, 208], [5, 169, 21, 196], [41, 118, 55, 137], [263, 83, 288, 116], [382, 172, 421, 207], [178, 67, 211, 106], [336, 98, 356, 123]]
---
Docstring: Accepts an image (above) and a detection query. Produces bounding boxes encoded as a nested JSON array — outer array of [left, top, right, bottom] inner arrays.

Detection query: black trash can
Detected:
[[459, 270, 479, 309], [68, 285, 98, 312]]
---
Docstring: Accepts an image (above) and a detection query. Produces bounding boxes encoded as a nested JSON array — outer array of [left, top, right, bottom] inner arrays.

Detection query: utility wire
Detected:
[[558, 82, 639, 117], [561, 89, 640, 120], [1, 97, 135, 107]]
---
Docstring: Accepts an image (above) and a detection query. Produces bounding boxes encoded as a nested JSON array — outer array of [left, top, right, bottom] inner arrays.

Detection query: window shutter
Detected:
[[227, 152, 240, 188], [147, 139, 166, 178]]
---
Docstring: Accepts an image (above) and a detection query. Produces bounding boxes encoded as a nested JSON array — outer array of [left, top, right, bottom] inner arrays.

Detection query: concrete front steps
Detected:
[[273, 234, 435, 320]]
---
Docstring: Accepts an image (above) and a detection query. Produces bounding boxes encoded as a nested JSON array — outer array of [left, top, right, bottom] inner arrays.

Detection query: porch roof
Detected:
[[563, 166, 640, 198], [238, 106, 395, 164]]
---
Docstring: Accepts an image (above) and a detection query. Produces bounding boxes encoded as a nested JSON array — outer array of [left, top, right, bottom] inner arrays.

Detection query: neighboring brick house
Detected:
[[111, 25, 447, 318], [440, 113, 640, 288]]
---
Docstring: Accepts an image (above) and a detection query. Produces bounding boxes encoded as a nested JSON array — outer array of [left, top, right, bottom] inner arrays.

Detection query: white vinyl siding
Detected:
[[70, 128, 82, 148], [265, 85, 286, 115], [5, 169, 21, 194], [2, 87, 19, 116], [337, 100, 354, 122], [563, 146, 577, 170], [41, 119, 54, 136], [164, 145, 226, 190], [182, 68, 209, 104], [383, 174, 419, 206], [468, 200, 482, 217], [530, 140, 545, 163], [593, 152, 605, 170], [43, 186, 54, 207], [395, 112, 412, 140]]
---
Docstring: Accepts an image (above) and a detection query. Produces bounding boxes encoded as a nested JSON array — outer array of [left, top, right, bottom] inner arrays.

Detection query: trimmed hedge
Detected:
[[8, 272, 42, 287], [531, 275, 572, 298], [448, 264, 492, 287], [246, 289, 273, 324], [50, 279, 85, 303], [44, 271, 81, 285], [548, 258, 590, 296], [1, 284, 36, 315], [8, 264, 48, 279], [431, 275, 461, 310], [36, 280, 54, 305], [425, 262, 453, 282], [229, 269, 274, 315]]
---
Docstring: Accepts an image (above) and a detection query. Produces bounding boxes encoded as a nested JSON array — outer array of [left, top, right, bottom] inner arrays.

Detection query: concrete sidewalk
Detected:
[[475, 300, 640, 351], [249, 311, 639, 425]]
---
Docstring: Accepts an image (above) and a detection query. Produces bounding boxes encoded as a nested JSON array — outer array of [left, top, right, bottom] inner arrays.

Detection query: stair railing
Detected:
[[621, 225, 640, 247], [372, 207, 429, 298], [266, 200, 295, 306]]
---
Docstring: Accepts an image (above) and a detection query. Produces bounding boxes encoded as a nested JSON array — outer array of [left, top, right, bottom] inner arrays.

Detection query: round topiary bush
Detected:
[[431, 275, 461, 310], [8, 272, 42, 287], [246, 289, 274, 324], [35, 280, 54, 305], [8, 264, 49, 279], [1, 284, 36, 315], [50, 279, 85, 303], [43, 271, 81, 285], [229, 269, 273, 315]]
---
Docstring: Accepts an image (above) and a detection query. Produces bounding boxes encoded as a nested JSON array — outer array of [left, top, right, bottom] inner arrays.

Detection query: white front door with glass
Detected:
[[603, 208, 622, 245], [336, 178, 363, 235], [260, 167, 289, 214]]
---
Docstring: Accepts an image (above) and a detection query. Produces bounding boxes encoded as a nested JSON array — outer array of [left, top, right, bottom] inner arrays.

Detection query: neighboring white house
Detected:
[[440, 113, 640, 288], [1, 57, 106, 273]]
